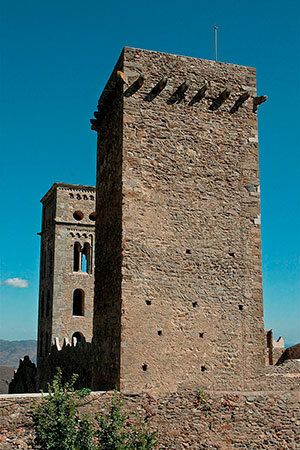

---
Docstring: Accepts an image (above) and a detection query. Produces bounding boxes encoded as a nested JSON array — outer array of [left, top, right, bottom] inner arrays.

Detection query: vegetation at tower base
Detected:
[[95, 391, 158, 450], [32, 369, 92, 450], [32, 369, 158, 450]]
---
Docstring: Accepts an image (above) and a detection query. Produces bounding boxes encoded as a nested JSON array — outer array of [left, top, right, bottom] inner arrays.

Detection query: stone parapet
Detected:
[[0, 390, 299, 449]]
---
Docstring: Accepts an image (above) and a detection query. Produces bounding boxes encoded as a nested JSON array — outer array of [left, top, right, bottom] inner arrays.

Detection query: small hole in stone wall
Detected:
[[69, 193, 74, 198], [73, 211, 84, 221], [142, 364, 148, 371], [229, 252, 235, 257], [201, 366, 207, 372], [146, 300, 152, 305], [239, 305, 244, 311], [199, 332, 204, 338], [186, 249, 191, 254], [192, 301, 198, 308], [89, 212, 96, 221], [157, 330, 162, 336]]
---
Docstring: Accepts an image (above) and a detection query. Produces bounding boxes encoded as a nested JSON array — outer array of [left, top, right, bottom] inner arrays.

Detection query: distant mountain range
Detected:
[[0, 339, 37, 368]]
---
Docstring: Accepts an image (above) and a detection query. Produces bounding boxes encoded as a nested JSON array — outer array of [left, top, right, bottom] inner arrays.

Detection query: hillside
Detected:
[[0, 339, 37, 367]]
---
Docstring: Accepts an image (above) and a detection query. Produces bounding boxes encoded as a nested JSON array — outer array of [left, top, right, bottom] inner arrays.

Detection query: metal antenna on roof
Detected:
[[214, 25, 218, 62]]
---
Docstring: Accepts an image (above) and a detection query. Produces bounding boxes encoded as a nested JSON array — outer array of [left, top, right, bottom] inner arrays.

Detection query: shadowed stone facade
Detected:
[[91, 47, 266, 394], [36, 183, 96, 389]]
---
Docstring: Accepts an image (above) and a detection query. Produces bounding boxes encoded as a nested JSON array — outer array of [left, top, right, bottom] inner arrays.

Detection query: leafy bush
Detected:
[[32, 368, 92, 450], [32, 369, 157, 450], [95, 390, 157, 450]]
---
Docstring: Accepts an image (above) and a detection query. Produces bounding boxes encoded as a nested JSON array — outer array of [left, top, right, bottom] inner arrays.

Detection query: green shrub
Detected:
[[96, 390, 157, 450], [32, 368, 93, 450], [32, 369, 157, 450]]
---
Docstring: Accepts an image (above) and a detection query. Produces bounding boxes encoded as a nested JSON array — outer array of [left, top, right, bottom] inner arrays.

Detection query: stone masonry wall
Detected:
[[37, 192, 56, 363], [92, 47, 265, 394], [265, 360, 300, 391], [92, 51, 124, 390], [37, 183, 95, 390], [1, 390, 299, 449], [52, 185, 95, 343]]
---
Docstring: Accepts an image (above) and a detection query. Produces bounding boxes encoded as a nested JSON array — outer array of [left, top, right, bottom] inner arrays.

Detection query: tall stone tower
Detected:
[[91, 48, 266, 394], [36, 183, 96, 383]]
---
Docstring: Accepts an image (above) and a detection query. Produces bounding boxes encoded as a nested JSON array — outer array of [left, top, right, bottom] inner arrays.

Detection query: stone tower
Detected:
[[91, 47, 266, 394], [36, 183, 96, 384]]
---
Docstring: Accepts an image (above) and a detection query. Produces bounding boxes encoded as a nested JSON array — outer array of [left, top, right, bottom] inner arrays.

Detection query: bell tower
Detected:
[[36, 183, 96, 386]]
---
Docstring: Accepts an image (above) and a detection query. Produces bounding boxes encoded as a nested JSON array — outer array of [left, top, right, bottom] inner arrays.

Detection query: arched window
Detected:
[[73, 289, 84, 316], [72, 331, 85, 344], [46, 290, 50, 317], [82, 242, 91, 273], [73, 242, 81, 272]]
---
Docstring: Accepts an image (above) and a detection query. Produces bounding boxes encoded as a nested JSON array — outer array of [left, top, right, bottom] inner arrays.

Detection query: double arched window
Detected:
[[73, 289, 84, 316], [73, 242, 92, 273]]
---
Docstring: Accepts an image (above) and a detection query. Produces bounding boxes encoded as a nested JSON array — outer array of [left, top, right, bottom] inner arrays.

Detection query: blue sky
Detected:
[[0, 0, 299, 346]]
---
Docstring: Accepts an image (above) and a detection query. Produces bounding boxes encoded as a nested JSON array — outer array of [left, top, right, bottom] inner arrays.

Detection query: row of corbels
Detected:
[[116, 70, 267, 113]]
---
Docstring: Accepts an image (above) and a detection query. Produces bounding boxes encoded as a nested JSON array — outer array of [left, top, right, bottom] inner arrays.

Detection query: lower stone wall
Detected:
[[0, 389, 299, 449], [266, 360, 300, 391], [277, 344, 300, 366]]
